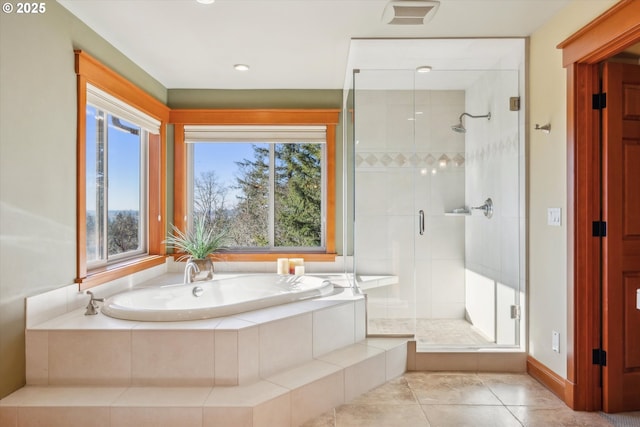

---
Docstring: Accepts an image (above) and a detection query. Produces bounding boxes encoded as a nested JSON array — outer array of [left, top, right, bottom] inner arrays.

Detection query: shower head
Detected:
[[451, 123, 466, 133], [451, 112, 491, 134]]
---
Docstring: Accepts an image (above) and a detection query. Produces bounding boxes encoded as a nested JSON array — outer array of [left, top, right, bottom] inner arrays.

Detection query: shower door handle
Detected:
[[418, 210, 425, 235]]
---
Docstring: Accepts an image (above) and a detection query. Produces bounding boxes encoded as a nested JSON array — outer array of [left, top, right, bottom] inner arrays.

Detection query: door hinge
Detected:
[[510, 305, 521, 320], [592, 221, 607, 237], [509, 97, 520, 111], [592, 348, 607, 366], [592, 93, 607, 110]]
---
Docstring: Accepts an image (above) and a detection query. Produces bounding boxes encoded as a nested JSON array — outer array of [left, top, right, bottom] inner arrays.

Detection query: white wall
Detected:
[[528, 0, 618, 378]]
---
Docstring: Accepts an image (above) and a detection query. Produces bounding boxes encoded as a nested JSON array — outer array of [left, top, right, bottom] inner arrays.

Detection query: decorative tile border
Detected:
[[355, 152, 465, 168], [466, 134, 520, 165]]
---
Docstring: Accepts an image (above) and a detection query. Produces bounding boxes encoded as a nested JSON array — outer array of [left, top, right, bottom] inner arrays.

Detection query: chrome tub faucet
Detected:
[[184, 260, 200, 284], [84, 290, 104, 315]]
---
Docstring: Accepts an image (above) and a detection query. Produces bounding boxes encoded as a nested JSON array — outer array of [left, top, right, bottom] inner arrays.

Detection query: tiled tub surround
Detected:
[[2, 272, 408, 427]]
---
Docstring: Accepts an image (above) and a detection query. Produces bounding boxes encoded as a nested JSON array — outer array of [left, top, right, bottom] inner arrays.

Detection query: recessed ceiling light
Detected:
[[416, 65, 432, 73], [234, 64, 250, 71], [196, 0, 215, 4]]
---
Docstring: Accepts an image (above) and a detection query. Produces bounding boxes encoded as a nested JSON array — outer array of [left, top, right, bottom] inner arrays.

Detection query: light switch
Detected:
[[547, 208, 561, 226]]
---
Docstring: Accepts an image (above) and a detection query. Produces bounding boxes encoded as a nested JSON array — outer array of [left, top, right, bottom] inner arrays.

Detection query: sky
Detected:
[[86, 105, 257, 212], [193, 143, 259, 208], [86, 106, 141, 211]]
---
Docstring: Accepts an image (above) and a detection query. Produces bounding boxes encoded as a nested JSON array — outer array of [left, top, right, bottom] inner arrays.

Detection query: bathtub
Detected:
[[101, 274, 335, 321]]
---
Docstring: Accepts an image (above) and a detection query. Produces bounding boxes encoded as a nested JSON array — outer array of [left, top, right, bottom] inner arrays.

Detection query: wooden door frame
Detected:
[[557, 0, 640, 411]]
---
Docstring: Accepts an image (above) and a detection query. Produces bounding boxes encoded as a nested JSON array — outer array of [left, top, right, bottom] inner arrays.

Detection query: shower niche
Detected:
[[345, 39, 526, 351]]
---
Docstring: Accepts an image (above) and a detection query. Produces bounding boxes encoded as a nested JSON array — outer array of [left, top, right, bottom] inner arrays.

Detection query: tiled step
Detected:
[[25, 295, 366, 387], [0, 339, 408, 427]]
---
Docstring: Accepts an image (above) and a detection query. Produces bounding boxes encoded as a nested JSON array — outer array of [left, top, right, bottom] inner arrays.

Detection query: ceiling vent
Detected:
[[382, 0, 440, 25]]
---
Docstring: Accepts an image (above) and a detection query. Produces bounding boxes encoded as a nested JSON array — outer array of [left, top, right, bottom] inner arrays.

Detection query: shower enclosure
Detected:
[[344, 39, 526, 351]]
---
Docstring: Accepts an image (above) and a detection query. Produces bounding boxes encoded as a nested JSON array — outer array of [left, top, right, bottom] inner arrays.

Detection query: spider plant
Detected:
[[164, 216, 229, 260]]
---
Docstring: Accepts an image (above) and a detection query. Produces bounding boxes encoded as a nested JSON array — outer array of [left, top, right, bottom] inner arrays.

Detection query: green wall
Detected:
[[168, 89, 341, 110], [0, 0, 166, 398], [0, 3, 349, 400]]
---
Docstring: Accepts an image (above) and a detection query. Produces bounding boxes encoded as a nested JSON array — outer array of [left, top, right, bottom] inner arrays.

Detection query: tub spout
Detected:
[[184, 260, 200, 284]]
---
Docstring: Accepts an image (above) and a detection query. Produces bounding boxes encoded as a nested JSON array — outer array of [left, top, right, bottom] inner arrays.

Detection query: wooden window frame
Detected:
[[75, 50, 169, 290], [170, 109, 340, 262]]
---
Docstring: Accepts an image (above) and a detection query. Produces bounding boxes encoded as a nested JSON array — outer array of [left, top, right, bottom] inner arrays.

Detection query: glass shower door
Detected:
[[353, 69, 418, 337]]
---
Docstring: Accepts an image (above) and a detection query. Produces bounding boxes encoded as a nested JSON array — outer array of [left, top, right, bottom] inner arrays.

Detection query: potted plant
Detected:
[[164, 216, 229, 282]]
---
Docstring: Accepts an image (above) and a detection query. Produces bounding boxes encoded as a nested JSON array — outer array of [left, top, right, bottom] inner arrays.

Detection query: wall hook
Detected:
[[534, 123, 551, 134]]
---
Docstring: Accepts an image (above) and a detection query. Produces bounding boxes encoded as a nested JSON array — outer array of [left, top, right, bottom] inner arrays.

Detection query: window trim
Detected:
[[75, 50, 169, 290], [170, 109, 340, 261]]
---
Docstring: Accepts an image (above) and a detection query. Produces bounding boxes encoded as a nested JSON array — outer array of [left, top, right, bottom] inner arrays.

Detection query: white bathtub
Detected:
[[101, 274, 335, 321]]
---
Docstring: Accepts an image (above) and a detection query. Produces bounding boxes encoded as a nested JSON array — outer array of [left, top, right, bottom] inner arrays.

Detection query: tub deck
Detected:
[[1, 273, 408, 427]]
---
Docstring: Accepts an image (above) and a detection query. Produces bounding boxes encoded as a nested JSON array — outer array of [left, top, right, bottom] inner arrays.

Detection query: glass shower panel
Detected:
[[352, 67, 522, 349], [353, 69, 417, 337], [462, 69, 522, 348]]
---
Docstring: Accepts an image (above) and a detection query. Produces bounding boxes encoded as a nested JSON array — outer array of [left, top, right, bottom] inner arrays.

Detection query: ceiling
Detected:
[[57, 0, 574, 90]]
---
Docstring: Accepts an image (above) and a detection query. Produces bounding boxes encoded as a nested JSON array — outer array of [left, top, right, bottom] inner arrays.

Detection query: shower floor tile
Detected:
[[367, 318, 494, 348]]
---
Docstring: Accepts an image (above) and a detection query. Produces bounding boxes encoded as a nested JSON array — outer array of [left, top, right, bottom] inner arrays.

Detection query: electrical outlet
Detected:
[[552, 331, 560, 353], [547, 208, 561, 226]]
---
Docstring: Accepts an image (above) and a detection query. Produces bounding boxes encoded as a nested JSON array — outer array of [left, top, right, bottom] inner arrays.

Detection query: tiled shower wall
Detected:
[[464, 69, 523, 344], [354, 89, 467, 322]]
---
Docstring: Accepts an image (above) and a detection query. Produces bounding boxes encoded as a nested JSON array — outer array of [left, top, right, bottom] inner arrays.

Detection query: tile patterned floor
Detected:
[[303, 372, 634, 427], [368, 318, 495, 348]]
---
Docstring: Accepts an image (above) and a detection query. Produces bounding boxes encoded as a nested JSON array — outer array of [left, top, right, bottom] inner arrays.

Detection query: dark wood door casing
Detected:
[[557, 0, 640, 411]]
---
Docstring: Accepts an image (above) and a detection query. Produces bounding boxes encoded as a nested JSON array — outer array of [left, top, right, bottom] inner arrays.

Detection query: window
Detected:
[[76, 51, 169, 289], [171, 109, 340, 261], [187, 126, 326, 251], [85, 89, 152, 267]]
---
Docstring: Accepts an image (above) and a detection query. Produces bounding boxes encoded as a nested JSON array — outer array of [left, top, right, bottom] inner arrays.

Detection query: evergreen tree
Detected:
[[274, 143, 322, 246], [108, 211, 139, 254], [231, 145, 270, 247]]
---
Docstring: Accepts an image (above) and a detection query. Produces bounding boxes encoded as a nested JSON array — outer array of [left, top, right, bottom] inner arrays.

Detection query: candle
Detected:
[[277, 258, 290, 275], [288, 258, 304, 275], [294, 265, 305, 275]]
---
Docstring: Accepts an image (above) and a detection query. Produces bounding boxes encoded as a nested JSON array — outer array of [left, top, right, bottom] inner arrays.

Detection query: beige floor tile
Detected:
[[508, 405, 615, 427], [336, 404, 429, 427], [300, 409, 335, 427], [349, 376, 417, 405], [405, 372, 502, 405], [479, 373, 565, 407], [304, 373, 620, 427], [421, 404, 521, 427]]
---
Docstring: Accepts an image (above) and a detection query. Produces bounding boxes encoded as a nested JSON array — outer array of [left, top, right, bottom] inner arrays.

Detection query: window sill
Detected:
[[171, 252, 337, 263], [77, 255, 167, 291]]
